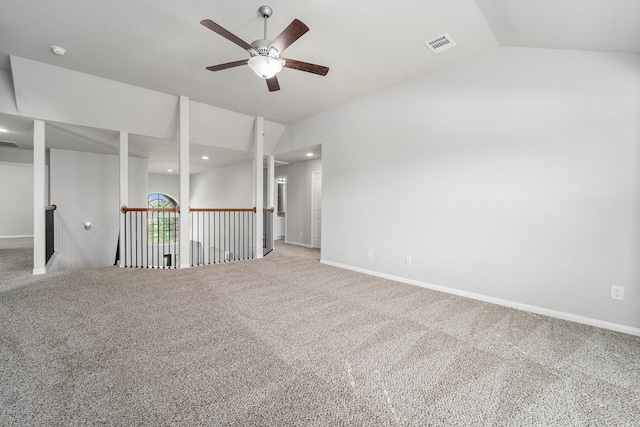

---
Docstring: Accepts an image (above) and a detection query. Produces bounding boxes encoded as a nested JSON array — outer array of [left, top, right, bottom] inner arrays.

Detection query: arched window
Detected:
[[148, 193, 178, 244], [148, 193, 178, 209]]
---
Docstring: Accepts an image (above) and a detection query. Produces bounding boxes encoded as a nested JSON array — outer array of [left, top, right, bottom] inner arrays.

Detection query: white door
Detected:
[[311, 171, 322, 248]]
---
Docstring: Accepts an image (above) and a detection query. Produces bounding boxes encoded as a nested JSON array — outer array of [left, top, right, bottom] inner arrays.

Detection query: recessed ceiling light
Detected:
[[167, 169, 173, 172], [202, 156, 209, 160], [51, 45, 66, 56], [306, 152, 314, 157], [0, 128, 9, 133]]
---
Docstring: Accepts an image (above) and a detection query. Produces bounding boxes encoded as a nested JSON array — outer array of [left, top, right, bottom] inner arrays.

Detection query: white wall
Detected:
[[0, 163, 33, 237], [190, 161, 254, 208], [149, 173, 180, 204], [0, 69, 18, 115], [9, 57, 285, 157], [275, 159, 322, 246], [0, 146, 35, 164], [50, 149, 148, 271], [11, 56, 179, 140], [277, 47, 640, 331]]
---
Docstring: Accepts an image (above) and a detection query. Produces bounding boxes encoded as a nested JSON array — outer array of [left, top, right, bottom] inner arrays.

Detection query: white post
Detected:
[[254, 116, 264, 259], [33, 120, 46, 275], [119, 131, 128, 268], [179, 95, 191, 268]]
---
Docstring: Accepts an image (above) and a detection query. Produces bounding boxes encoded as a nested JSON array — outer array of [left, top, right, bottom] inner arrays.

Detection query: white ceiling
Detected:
[[1, 0, 639, 171]]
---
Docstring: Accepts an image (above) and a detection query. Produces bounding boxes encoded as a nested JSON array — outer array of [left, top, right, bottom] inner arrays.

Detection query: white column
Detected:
[[254, 116, 264, 259], [33, 120, 46, 275], [118, 131, 128, 268], [179, 95, 191, 268]]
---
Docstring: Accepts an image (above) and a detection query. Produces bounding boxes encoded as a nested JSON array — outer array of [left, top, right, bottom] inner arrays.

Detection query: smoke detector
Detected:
[[51, 45, 66, 56], [425, 33, 456, 54]]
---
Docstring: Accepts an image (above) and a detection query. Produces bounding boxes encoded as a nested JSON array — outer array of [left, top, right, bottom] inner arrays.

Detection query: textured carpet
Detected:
[[0, 237, 34, 292], [1, 239, 639, 426]]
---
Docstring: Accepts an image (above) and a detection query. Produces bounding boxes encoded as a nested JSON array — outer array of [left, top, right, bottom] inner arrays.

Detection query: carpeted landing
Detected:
[[1, 240, 639, 426], [0, 237, 35, 292]]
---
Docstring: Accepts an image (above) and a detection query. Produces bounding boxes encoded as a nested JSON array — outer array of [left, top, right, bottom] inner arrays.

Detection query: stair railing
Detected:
[[45, 204, 57, 263], [189, 208, 256, 266], [121, 206, 180, 268], [263, 207, 274, 255], [121, 206, 274, 268]]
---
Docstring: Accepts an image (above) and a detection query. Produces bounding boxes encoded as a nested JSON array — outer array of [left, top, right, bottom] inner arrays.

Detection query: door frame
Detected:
[[276, 175, 287, 241], [311, 170, 322, 248]]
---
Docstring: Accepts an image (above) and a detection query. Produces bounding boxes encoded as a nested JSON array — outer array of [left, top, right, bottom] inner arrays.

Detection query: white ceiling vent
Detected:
[[425, 33, 456, 54], [0, 140, 20, 149]]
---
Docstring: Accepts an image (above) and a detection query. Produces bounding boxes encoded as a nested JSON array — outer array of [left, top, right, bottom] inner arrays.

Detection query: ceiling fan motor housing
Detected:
[[251, 39, 279, 58]]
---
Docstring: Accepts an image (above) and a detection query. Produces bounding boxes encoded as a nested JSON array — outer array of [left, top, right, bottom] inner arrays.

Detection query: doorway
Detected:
[[311, 171, 322, 248], [276, 176, 287, 241]]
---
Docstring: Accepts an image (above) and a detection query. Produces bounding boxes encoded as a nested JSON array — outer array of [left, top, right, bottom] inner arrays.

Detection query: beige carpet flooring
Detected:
[[1, 238, 639, 426], [0, 237, 35, 292]]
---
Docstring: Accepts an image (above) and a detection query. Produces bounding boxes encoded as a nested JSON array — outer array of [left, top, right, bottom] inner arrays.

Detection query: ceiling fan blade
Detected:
[[206, 59, 249, 72], [266, 76, 280, 92], [282, 58, 329, 76], [200, 19, 258, 55], [269, 19, 309, 54]]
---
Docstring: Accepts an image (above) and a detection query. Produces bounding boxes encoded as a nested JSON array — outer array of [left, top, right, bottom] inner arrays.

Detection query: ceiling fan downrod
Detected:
[[259, 5, 273, 40]]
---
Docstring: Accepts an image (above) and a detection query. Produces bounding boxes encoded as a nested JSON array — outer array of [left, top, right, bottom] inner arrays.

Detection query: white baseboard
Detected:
[[284, 240, 313, 248], [1, 235, 33, 239], [320, 259, 640, 337], [32, 268, 46, 275]]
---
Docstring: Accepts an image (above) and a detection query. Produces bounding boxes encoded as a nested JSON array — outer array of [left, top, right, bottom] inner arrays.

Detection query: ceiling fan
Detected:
[[201, 5, 329, 92]]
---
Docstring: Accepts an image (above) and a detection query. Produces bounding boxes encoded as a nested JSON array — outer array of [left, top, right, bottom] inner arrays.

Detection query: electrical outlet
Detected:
[[368, 249, 374, 258], [610, 285, 624, 301], [405, 255, 412, 264]]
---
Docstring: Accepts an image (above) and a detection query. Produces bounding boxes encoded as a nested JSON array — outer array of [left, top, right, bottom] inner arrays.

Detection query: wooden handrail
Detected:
[[122, 206, 272, 213], [121, 206, 180, 213], [45, 204, 57, 211], [190, 207, 257, 213]]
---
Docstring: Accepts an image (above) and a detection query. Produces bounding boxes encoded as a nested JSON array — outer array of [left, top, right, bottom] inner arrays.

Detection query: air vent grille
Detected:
[[425, 33, 456, 54], [0, 140, 20, 149]]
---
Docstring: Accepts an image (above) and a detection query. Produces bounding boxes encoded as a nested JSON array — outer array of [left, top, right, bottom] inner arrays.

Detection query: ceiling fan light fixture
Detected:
[[248, 55, 282, 79]]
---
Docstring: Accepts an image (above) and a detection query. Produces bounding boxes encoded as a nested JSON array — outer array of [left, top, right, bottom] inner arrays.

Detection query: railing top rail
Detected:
[[122, 206, 273, 213], [190, 207, 257, 213], [121, 206, 180, 213], [45, 204, 57, 211]]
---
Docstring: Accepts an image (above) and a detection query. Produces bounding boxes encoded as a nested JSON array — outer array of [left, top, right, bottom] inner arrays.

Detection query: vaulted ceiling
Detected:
[[1, 0, 639, 171]]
